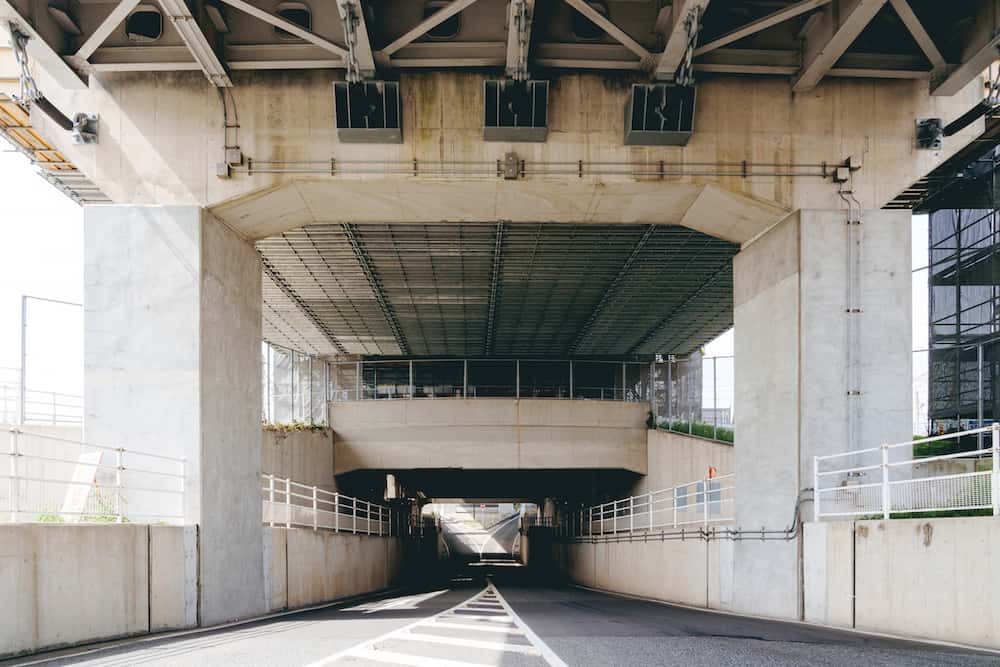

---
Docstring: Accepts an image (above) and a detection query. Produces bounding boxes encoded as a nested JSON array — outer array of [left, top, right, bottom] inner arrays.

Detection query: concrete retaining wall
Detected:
[[0, 524, 198, 658], [805, 517, 1000, 650], [261, 428, 336, 493], [263, 527, 404, 612], [633, 430, 734, 495]]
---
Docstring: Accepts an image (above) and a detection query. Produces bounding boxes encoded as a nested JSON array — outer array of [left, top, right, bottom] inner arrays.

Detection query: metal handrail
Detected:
[[260, 473, 397, 536]]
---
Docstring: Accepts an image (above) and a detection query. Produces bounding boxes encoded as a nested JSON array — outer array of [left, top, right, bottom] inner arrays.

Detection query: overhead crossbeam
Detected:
[[382, 0, 482, 56], [506, 0, 534, 80], [887, 0, 943, 70], [484, 221, 505, 356], [218, 0, 347, 58], [341, 223, 411, 356], [563, 0, 651, 62], [655, 0, 711, 80], [695, 0, 831, 57], [568, 225, 657, 355], [792, 0, 887, 91], [71, 0, 143, 64], [261, 256, 347, 355], [158, 0, 232, 87], [931, 0, 1000, 96]]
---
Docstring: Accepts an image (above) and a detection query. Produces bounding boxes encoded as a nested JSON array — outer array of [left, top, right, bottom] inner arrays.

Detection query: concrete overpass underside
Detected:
[[258, 221, 738, 358]]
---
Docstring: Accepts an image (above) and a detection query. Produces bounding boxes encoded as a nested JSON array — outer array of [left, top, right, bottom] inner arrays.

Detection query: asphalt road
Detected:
[[6, 565, 997, 667]]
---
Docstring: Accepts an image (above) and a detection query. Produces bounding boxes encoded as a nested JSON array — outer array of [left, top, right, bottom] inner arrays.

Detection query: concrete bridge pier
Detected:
[[732, 208, 912, 619], [84, 204, 266, 625]]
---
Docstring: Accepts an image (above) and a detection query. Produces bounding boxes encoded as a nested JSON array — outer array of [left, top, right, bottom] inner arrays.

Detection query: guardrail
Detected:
[[0, 382, 83, 425], [559, 473, 736, 537], [814, 425, 1000, 520], [2, 427, 185, 523], [261, 473, 398, 536]]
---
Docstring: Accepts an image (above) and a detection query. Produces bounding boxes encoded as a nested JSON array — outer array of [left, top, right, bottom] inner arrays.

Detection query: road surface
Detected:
[[5, 566, 996, 667]]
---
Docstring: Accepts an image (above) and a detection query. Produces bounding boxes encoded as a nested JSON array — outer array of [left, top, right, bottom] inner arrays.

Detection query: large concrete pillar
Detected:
[[731, 209, 911, 619], [84, 205, 265, 625]]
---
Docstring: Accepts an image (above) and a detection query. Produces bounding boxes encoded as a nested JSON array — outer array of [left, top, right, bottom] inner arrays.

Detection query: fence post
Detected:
[[703, 477, 709, 528], [629, 497, 634, 532], [648, 492, 654, 530], [813, 455, 821, 522], [992, 424, 999, 516], [115, 448, 124, 523], [285, 477, 292, 529], [8, 429, 19, 522], [352, 497, 357, 534], [672, 486, 678, 529], [312, 486, 318, 530], [379, 506, 383, 537], [588, 506, 593, 535], [268, 475, 275, 527], [880, 444, 890, 520], [334, 492, 340, 532]]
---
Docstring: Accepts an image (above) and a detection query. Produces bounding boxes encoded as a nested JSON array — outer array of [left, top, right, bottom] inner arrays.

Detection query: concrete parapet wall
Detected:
[[264, 527, 404, 613], [633, 430, 733, 495], [805, 517, 1000, 650], [332, 399, 648, 475], [261, 428, 336, 493], [0, 524, 197, 658]]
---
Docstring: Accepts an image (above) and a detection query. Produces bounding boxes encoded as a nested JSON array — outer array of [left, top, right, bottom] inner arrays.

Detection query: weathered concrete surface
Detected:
[[84, 205, 265, 625], [266, 528, 404, 611], [632, 429, 733, 495], [333, 399, 648, 475], [262, 428, 336, 493], [1, 524, 148, 657], [149, 525, 198, 631], [803, 521, 854, 630], [732, 208, 911, 620], [854, 518, 1000, 649], [30, 71, 982, 240]]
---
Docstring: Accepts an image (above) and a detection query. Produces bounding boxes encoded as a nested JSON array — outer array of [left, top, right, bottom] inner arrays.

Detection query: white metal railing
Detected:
[[0, 379, 83, 425], [559, 472, 736, 537], [2, 427, 186, 524], [814, 424, 1000, 520], [261, 473, 397, 536]]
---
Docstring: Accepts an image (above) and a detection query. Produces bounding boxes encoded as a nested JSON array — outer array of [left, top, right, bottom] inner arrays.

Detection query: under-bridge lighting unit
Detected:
[[333, 81, 402, 143], [483, 80, 549, 142], [624, 84, 695, 146]]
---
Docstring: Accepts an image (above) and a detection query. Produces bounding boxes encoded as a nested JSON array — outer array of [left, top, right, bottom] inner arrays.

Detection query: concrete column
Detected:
[[731, 209, 911, 620], [84, 205, 265, 625]]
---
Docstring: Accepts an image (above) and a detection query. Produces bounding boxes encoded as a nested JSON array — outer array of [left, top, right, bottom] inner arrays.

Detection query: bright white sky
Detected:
[[0, 136, 931, 429]]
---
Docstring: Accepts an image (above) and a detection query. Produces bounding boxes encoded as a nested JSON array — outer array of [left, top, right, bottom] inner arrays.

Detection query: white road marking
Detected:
[[396, 631, 540, 654], [345, 649, 491, 667], [492, 584, 569, 667], [428, 620, 526, 634], [304, 581, 566, 667]]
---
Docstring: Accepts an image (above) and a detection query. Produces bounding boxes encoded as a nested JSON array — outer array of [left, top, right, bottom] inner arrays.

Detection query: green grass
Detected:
[[912, 436, 963, 458]]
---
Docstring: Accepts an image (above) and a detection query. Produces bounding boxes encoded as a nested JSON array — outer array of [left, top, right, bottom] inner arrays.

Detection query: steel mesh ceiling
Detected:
[[257, 222, 737, 358]]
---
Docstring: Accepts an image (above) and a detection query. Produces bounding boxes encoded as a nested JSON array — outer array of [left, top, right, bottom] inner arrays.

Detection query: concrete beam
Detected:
[[0, 3, 87, 89], [931, 0, 1000, 96], [563, 0, 650, 62], [382, 0, 482, 56], [218, 0, 347, 59], [506, 0, 534, 80], [695, 0, 830, 57], [158, 0, 232, 87], [654, 0, 711, 81], [886, 0, 944, 70], [71, 0, 143, 64], [792, 0, 887, 92]]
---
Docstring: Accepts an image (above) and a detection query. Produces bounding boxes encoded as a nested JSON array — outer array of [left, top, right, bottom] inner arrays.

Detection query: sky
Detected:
[[0, 135, 931, 430]]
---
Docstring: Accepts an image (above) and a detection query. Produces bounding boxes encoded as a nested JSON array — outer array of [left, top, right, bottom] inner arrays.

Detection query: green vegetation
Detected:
[[35, 513, 64, 522], [654, 416, 734, 444], [262, 420, 329, 433], [912, 436, 962, 458]]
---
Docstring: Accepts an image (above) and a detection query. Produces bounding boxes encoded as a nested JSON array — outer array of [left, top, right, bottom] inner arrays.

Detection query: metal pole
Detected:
[[115, 448, 124, 523], [569, 360, 573, 399], [672, 486, 678, 528], [713, 357, 718, 441], [312, 486, 318, 530], [463, 359, 468, 398], [285, 477, 292, 529], [813, 455, 821, 522], [880, 444, 890, 520], [648, 492, 654, 530], [621, 363, 626, 401], [409, 360, 414, 399], [356, 362, 361, 401], [649, 361, 656, 424], [629, 496, 634, 532], [667, 359, 673, 429], [516, 360, 520, 398], [589, 506, 593, 535], [335, 492, 340, 532], [353, 497, 357, 534], [268, 475, 275, 527], [19, 296, 26, 425], [9, 429, 19, 522], [979, 344, 985, 450], [992, 424, 999, 516]]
